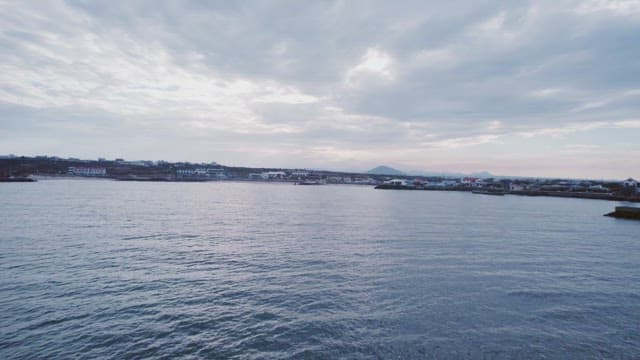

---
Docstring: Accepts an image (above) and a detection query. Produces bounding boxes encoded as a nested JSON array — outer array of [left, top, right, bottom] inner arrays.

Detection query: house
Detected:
[[412, 179, 426, 186], [461, 177, 481, 187], [622, 178, 640, 194], [623, 178, 638, 188], [442, 179, 458, 187], [290, 170, 309, 178], [588, 184, 610, 193]]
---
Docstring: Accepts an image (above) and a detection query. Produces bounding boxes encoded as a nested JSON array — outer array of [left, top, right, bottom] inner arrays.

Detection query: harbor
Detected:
[[2, 155, 640, 204], [374, 178, 640, 203]]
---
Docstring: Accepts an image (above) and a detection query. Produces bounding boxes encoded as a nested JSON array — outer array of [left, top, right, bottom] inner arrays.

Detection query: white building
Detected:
[[384, 179, 408, 186], [290, 170, 309, 177], [588, 184, 609, 192], [177, 168, 208, 176], [350, 177, 374, 184], [622, 178, 639, 193], [68, 167, 107, 176], [261, 171, 286, 179], [176, 168, 224, 178], [126, 160, 153, 167], [461, 177, 481, 187]]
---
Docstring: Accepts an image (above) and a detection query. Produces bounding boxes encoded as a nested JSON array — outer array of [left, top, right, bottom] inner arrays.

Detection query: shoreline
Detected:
[[374, 184, 640, 203], [7, 176, 640, 203]]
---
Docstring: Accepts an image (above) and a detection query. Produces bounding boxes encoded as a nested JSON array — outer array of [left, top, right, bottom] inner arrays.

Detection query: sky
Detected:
[[1, 0, 639, 179]]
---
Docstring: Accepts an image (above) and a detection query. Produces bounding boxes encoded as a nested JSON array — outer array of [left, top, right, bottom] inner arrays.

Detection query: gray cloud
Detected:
[[1, 0, 639, 177]]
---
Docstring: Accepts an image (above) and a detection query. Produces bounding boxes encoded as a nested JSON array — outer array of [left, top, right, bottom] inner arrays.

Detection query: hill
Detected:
[[367, 165, 405, 176]]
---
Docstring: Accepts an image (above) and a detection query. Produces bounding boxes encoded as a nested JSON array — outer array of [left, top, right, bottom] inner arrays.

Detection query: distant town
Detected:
[[1, 154, 639, 202]]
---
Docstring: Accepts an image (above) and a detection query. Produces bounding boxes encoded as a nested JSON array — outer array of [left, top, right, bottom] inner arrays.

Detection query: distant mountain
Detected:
[[469, 171, 494, 178], [367, 165, 405, 176], [366, 165, 494, 178]]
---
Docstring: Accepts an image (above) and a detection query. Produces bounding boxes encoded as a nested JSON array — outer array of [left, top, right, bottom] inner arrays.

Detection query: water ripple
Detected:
[[1, 181, 639, 358]]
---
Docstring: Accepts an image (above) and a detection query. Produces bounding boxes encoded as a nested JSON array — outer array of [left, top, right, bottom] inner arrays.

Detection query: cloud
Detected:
[[1, 0, 639, 178], [576, 0, 640, 16], [0, 4, 321, 136], [345, 47, 395, 87], [424, 134, 502, 149], [564, 144, 603, 154], [613, 119, 640, 128]]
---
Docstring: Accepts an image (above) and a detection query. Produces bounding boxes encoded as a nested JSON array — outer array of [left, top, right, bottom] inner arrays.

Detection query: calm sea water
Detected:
[[1, 180, 639, 359]]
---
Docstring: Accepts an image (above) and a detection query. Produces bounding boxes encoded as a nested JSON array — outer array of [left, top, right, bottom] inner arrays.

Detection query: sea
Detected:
[[1, 180, 639, 359]]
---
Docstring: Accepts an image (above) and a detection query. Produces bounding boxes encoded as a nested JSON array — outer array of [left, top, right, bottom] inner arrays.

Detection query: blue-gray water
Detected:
[[1, 180, 639, 359]]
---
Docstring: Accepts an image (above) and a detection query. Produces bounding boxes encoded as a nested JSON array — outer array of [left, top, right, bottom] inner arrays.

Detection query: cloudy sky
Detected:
[[1, 0, 639, 178]]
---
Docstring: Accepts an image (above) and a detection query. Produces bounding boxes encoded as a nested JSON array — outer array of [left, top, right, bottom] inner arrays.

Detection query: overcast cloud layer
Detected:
[[1, 0, 640, 178]]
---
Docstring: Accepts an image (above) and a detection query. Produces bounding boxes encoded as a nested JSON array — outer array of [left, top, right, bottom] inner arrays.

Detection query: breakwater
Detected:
[[375, 184, 640, 202], [605, 206, 640, 220]]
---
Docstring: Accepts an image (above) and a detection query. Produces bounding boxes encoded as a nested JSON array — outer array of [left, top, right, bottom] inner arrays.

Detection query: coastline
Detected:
[[374, 184, 640, 203], [2, 155, 638, 203], [9, 176, 639, 204]]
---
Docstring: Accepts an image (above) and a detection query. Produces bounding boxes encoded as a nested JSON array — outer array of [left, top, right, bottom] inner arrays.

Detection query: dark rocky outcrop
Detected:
[[605, 206, 640, 220]]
